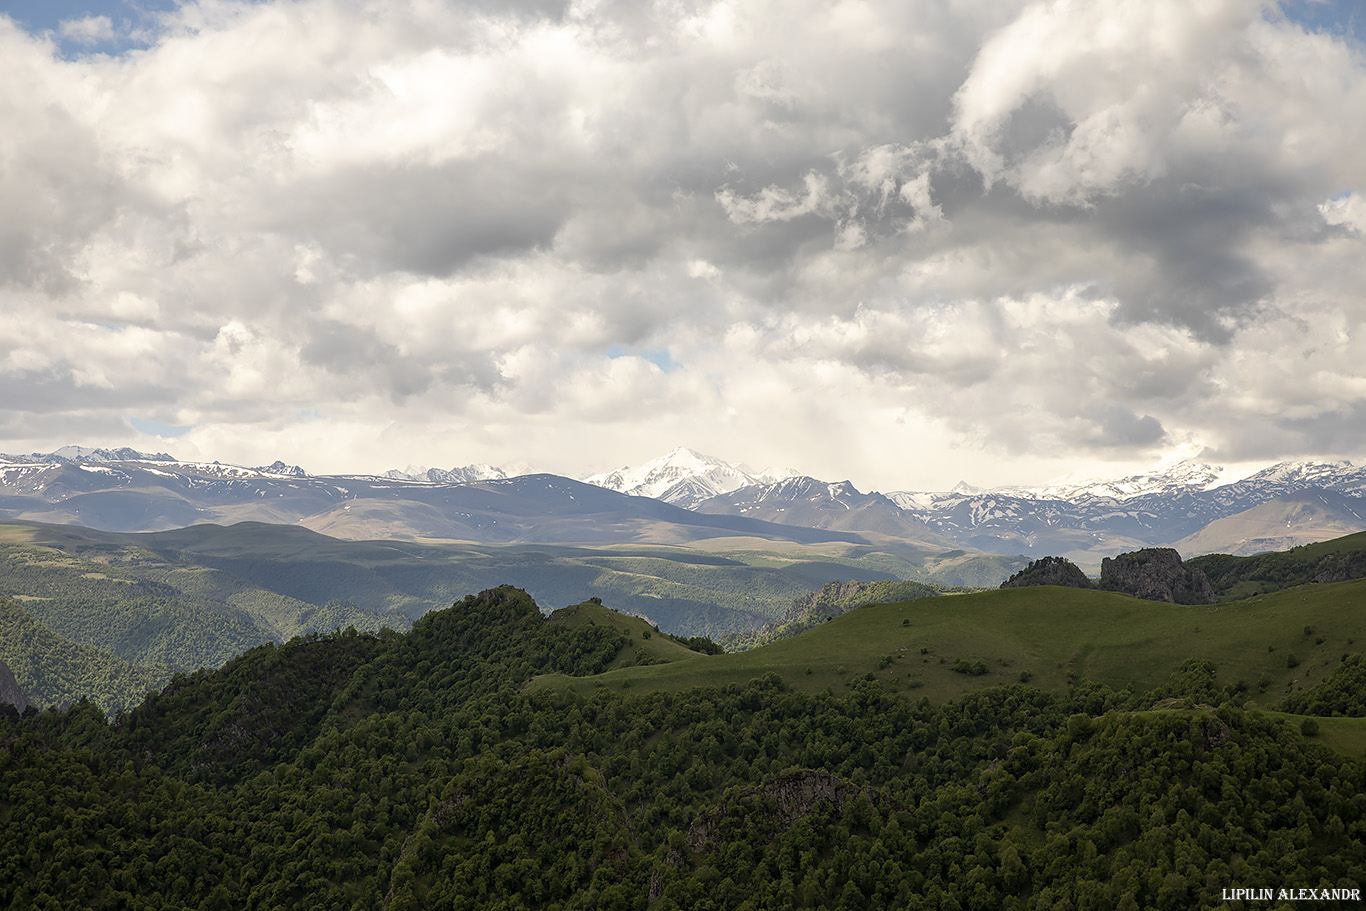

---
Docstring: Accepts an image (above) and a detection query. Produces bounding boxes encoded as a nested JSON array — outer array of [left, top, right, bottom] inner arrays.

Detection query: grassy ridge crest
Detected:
[[531, 579, 1366, 712]]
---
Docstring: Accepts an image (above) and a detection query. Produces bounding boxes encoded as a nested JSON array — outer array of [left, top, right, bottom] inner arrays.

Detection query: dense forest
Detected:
[[2, 586, 1364, 909]]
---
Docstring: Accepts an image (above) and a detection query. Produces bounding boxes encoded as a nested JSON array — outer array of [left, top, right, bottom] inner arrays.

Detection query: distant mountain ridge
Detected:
[[7, 444, 1366, 562], [382, 464, 509, 484], [694, 476, 952, 547], [886, 459, 1366, 561], [2, 446, 177, 464]]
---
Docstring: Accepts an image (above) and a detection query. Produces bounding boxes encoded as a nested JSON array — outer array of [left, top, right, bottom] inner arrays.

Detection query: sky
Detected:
[[0, 0, 1363, 492]]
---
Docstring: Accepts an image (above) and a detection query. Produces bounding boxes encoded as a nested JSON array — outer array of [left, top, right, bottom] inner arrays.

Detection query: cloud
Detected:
[[0, 0, 1363, 489], [58, 15, 116, 46]]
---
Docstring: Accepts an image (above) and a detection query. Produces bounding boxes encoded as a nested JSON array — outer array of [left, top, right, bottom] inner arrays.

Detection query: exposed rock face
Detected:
[[0, 659, 30, 713], [1311, 551, 1366, 584], [1000, 556, 1094, 589], [1100, 548, 1215, 604]]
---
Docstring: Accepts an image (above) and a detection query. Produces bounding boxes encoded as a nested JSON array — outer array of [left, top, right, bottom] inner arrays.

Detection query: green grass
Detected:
[[544, 602, 705, 669], [1260, 710, 1366, 756], [529, 579, 1366, 707], [0, 525, 39, 544]]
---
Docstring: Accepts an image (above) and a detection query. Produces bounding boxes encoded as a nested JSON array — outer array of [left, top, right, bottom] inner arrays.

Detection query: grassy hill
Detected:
[[4, 584, 1365, 910], [531, 578, 1366, 712], [1188, 529, 1366, 599], [545, 601, 710, 669]]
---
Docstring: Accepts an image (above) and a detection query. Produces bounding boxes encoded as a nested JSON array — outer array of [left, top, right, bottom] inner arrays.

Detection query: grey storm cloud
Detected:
[[279, 162, 570, 278]]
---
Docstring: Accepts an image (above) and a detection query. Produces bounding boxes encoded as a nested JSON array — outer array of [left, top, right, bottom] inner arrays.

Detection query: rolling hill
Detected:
[[531, 577, 1366, 715], [0, 517, 959, 710]]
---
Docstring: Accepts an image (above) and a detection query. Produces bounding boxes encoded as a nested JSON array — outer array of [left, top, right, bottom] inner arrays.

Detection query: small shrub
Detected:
[[1301, 718, 1319, 737], [1287, 652, 1301, 669]]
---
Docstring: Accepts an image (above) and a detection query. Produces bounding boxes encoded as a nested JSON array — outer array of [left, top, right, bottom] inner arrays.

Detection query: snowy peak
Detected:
[[254, 460, 309, 478], [382, 464, 509, 484], [725, 476, 867, 507], [583, 447, 775, 508], [998, 459, 1228, 502], [10, 446, 179, 464], [1236, 460, 1366, 495]]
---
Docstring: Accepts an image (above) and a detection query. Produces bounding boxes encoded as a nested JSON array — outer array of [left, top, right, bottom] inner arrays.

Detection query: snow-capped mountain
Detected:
[[994, 459, 1232, 502], [382, 463, 509, 484], [583, 447, 794, 509], [888, 458, 1366, 561], [1, 446, 176, 464], [1229, 460, 1366, 499], [695, 476, 951, 545], [8, 443, 1366, 564]]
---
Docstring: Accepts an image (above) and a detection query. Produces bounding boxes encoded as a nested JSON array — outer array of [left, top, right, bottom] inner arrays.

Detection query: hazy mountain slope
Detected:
[[297, 474, 875, 546], [695, 477, 954, 547], [0, 596, 170, 711], [0, 459, 349, 531], [0, 542, 273, 668], [3, 518, 921, 645], [1172, 489, 1366, 556]]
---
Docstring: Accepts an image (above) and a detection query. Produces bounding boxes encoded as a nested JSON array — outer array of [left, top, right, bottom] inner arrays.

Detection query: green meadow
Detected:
[[531, 578, 1366, 716]]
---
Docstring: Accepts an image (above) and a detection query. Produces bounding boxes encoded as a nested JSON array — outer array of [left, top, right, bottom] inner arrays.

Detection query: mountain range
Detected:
[[583, 447, 795, 509], [5, 445, 1366, 564]]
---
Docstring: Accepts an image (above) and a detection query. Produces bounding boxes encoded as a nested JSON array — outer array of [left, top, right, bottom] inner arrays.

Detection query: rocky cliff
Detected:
[[1100, 548, 1215, 604], [0, 659, 30, 713], [1000, 556, 1094, 589]]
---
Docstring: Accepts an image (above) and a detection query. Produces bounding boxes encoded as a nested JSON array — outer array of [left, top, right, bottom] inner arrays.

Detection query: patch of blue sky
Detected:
[[605, 344, 678, 373], [1279, 0, 1362, 42], [2, 0, 179, 53], [129, 416, 193, 437]]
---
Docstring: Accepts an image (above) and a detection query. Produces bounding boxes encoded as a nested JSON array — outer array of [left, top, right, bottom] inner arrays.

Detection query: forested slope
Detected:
[[2, 586, 1364, 909]]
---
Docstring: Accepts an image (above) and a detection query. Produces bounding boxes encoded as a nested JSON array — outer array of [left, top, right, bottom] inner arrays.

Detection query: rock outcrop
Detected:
[[999, 556, 1094, 589], [1311, 551, 1366, 584], [0, 659, 30, 713], [1100, 548, 1215, 604]]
